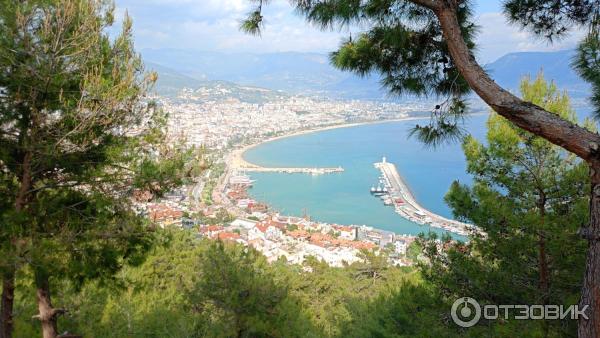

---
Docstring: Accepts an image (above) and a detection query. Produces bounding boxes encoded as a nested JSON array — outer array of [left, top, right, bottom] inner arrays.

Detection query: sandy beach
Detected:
[[230, 116, 432, 170]]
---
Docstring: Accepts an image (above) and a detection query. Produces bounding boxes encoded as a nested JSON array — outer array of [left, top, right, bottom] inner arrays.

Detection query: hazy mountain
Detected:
[[142, 49, 385, 99], [485, 49, 590, 98], [147, 62, 288, 103], [146, 62, 205, 96], [143, 48, 591, 102]]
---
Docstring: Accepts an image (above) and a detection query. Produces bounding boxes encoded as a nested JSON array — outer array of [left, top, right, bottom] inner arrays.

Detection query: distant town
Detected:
[[136, 86, 465, 267]]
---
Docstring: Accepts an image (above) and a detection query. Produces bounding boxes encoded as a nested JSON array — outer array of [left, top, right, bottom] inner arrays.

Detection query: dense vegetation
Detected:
[[0, 1, 198, 336], [421, 74, 592, 337], [242, 1, 600, 335], [3, 76, 589, 338], [0, 0, 597, 337], [9, 230, 426, 337]]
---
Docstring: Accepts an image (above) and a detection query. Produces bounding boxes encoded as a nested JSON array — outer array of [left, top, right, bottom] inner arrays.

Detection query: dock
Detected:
[[240, 166, 344, 175], [374, 157, 475, 236]]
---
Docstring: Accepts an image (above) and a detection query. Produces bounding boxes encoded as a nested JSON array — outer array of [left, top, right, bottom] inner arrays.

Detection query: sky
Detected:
[[114, 0, 584, 63]]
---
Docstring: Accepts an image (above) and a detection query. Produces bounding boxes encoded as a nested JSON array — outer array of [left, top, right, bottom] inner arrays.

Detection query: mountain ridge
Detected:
[[144, 48, 591, 101]]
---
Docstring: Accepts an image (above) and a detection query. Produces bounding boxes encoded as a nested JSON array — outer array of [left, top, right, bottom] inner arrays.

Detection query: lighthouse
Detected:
[[382, 156, 386, 163]]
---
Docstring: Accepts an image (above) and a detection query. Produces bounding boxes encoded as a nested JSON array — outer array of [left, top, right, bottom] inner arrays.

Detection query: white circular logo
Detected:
[[451, 297, 481, 328]]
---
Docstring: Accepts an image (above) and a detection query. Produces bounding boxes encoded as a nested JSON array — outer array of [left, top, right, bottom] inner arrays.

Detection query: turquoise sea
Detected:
[[244, 114, 489, 237]]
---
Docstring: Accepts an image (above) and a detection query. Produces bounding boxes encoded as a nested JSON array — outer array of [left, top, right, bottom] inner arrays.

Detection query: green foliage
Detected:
[[421, 74, 589, 336], [406, 241, 423, 262], [7, 229, 442, 338], [190, 240, 311, 338], [242, 0, 479, 146], [196, 208, 234, 226], [504, 0, 600, 120], [0, 0, 201, 335], [503, 0, 597, 40], [339, 284, 452, 338], [573, 25, 600, 118]]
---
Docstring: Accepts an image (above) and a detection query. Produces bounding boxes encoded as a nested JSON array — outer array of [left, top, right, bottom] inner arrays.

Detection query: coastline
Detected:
[[224, 114, 482, 237], [230, 116, 431, 169]]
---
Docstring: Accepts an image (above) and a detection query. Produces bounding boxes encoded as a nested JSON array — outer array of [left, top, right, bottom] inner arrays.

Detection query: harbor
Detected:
[[371, 157, 475, 236], [230, 146, 344, 175], [235, 118, 489, 237]]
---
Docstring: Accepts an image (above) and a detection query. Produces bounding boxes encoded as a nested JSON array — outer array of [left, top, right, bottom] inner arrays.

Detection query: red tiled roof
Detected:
[[255, 224, 269, 233], [288, 230, 309, 239], [199, 225, 224, 233], [218, 232, 241, 241], [349, 241, 377, 250], [148, 204, 183, 222]]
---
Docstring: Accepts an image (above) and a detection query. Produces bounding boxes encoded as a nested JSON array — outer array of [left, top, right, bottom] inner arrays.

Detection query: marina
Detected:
[[372, 157, 475, 236], [242, 117, 490, 237]]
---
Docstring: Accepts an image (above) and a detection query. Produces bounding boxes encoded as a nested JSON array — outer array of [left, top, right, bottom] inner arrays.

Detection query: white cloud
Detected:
[[475, 12, 585, 63], [114, 1, 585, 60], [115, 0, 344, 53]]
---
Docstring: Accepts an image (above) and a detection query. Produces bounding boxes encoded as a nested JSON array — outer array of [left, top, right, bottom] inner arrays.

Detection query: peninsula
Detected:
[[372, 157, 475, 236]]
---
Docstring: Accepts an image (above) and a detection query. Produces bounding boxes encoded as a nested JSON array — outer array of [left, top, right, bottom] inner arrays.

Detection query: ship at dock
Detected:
[[370, 184, 388, 196], [370, 156, 475, 237]]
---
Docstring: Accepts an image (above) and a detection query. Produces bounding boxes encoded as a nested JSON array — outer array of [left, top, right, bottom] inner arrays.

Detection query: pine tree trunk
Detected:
[[34, 271, 59, 338], [0, 271, 15, 338], [1, 151, 33, 338], [538, 231, 550, 337], [430, 6, 600, 337], [579, 167, 600, 337]]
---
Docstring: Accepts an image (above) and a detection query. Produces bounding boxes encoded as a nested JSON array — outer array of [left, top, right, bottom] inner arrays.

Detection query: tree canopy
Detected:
[[0, 1, 198, 336]]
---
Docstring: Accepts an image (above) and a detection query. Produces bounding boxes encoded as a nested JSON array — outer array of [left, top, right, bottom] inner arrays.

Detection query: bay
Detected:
[[244, 114, 489, 237]]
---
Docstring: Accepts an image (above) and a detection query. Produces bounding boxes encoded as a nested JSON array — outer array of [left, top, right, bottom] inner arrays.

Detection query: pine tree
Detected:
[[422, 74, 591, 336], [190, 240, 309, 338], [0, 1, 197, 337], [242, 1, 600, 335]]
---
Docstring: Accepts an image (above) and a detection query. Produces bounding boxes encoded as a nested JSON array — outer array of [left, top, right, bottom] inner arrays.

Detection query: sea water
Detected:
[[244, 113, 488, 236]]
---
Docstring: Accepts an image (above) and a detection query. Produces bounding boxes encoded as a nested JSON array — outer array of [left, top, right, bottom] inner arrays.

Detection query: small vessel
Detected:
[[370, 184, 386, 195]]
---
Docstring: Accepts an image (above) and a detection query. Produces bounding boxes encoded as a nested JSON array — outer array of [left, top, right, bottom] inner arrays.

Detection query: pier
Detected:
[[229, 148, 344, 175], [240, 166, 344, 175], [374, 157, 475, 236]]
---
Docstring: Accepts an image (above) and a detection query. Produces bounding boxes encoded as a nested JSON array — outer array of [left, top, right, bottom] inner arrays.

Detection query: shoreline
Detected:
[[224, 114, 483, 237], [230, 116, 431, 169]]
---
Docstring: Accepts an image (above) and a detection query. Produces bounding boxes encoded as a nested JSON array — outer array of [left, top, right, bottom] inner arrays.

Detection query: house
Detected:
[[349, 241, 377, 250], [148, 203, 183, 227], [394, 240, 408, 256], [236, 198, 255, 209], [247, 202, 268, 213], [199, 225, 224, 238], [249, 223, 282, 241], [287, 229, 310, 241], [335, 226, 357, 241], [217, 231, 241, 242], [309, 233, 337, 248]]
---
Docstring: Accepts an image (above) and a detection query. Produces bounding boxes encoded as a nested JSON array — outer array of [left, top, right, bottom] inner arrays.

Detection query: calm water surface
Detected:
[[245, 114, 489, 237]]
